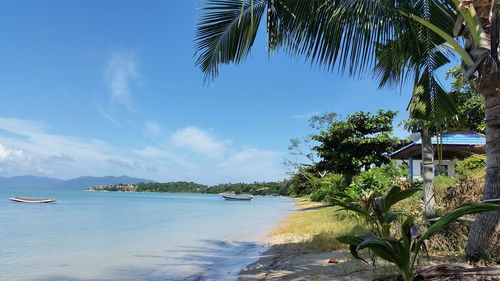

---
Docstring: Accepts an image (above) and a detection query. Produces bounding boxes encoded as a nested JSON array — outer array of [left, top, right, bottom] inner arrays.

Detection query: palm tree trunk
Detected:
[[463, 0, 500, 261], [421, 129, 436, 216], [465, 72, 500, 261]]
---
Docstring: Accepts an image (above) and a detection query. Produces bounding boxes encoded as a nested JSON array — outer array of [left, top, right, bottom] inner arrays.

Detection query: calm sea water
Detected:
[[0, 187, 293, 281]]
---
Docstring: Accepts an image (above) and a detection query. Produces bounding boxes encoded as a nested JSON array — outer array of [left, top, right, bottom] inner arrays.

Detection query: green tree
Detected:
[[312, 110, 404, 180], [194, 0, 500, 260], [446, 66, 485, 133]]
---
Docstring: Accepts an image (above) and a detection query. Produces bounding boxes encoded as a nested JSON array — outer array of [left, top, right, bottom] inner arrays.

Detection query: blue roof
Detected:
[[414, 133, 485, 145], [389, 133, 485, 158]]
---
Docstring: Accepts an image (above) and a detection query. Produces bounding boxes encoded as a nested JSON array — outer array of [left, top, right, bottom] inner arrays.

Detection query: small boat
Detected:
[[9, 197, 56, 203], [221, 195, 253, 201]]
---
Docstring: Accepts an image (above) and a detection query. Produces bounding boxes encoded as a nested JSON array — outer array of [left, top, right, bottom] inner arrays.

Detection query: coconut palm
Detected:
[[194, 0, 500, 260]]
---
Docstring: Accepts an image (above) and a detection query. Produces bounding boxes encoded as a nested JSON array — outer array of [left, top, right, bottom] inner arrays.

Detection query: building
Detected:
[[389, 132, 485, 179]]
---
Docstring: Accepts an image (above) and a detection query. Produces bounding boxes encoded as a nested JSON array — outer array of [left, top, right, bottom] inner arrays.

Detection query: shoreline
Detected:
[[236, 200, 388, 281]]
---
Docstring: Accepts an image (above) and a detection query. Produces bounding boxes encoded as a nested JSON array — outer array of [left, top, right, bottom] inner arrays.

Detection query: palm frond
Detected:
[[407, 68, 459, 123], [275, 0, 405, 76], [418, 203, 500, 245], [195, 0, 267, 82]]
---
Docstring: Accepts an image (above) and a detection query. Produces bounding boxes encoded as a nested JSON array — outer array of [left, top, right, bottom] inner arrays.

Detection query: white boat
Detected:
[[9, 197, 56, 203], [221, 195, 253, 201]]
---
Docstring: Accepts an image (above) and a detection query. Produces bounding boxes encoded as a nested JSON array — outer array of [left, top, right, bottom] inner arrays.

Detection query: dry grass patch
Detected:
[[269, 199, 357, 253]]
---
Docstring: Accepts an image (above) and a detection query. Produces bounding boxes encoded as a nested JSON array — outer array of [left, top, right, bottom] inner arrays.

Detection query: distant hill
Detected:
[[0, 175, 152, 190]]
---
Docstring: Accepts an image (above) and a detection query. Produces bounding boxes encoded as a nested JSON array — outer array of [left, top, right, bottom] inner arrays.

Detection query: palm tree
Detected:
[[194, 0, 499, 260]]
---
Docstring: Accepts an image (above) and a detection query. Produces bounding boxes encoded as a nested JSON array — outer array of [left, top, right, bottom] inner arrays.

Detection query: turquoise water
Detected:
[[0, 188, 293, 281]]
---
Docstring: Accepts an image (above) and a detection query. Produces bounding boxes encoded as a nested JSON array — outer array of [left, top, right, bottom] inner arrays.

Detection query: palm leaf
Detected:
[[383, 186, 422, 211], [195, 0, 267, 82], [336, 235, 369, 263], [333, 201, 372, 221], [356, 237, 400, 264], [418, 203, 500, 245], [408, 68, 459, 123], [398, 9, 473, 66]]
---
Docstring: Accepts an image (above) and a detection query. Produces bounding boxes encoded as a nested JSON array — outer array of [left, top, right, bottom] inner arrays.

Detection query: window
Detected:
[[419, 163, 449, 177], [434, 165, 448, 176]]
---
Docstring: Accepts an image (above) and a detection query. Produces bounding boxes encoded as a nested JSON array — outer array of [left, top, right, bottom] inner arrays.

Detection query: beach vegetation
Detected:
[[309, 173, 347, 203], [270, 200, 356, 252], [311, 110, 405, 180], [337, 192, 500, 281], [90, 180, 292, 196]]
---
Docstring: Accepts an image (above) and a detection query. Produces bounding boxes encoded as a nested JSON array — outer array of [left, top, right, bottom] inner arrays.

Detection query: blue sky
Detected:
[[0, 1, 457, 184]]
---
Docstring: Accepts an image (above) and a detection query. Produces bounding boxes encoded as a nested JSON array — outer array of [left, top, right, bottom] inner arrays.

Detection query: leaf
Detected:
[[383, 187, 422, 211], [398, 9, 474, 66], [401, 216, 418, 246], [356, 237, 399, 263], [418, 203, 500, 245], [336, 234, 364, 246], [349, 244, 369, 264], [333, 201, 372, 221], [195, 0, 267, 82]]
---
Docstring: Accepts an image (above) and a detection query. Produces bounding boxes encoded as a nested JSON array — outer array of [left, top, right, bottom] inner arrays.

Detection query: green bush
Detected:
[[348, 165, 404, 200], [455, 154, 486, 181], [288, 170, 315, 196], [310, 173, 347, 202]]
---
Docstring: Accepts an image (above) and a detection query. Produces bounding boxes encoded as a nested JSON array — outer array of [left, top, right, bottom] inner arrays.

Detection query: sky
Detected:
[[0, 1, 457, 184]]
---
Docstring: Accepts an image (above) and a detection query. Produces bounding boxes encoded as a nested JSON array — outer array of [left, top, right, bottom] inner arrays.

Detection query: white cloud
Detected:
[[97, 51, 139, 126], [170, 126, 227, 158], [0, 117, 286, 184], [105, 51, 138, 108]]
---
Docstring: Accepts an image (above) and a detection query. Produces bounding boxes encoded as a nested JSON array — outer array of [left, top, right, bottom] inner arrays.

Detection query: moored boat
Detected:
[[9, 197, 56, 203], [221, 195, 253, 201]]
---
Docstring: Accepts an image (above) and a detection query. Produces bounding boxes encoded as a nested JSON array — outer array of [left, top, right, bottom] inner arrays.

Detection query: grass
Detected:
[[269, 199, 357, 253]]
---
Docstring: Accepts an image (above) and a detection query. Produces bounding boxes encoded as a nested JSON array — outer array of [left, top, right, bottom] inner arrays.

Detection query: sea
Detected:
[[0, 187, 293, 281]]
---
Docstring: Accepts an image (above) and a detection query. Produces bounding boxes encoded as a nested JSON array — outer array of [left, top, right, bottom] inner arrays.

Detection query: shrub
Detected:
[[288, 171, 315, 197], [348, 165, 404, 200], [336, 186, 500, 281], [309, 173, 347, 202], [455, 154, 486, 181], [427, 156, 485, 255]]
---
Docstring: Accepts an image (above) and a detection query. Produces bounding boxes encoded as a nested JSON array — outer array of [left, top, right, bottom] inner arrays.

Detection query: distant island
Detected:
[[87, 181, 290, 196], [0, 175, 151, 190]]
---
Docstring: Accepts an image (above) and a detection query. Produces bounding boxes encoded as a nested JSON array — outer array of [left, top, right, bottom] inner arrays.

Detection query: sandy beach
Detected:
[[237, 200, 394, 281]]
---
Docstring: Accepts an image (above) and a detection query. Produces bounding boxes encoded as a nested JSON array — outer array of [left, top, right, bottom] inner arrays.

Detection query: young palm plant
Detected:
[[334, 186, 421, 238], [336, 191, 500, 281]]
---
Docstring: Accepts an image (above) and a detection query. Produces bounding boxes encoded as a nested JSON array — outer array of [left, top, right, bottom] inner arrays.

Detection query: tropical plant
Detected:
[[309, 173, 348, 202], [455, 154, 487, 181], [337, 202, 500, 281], [335, 186, 421, 238], [311, 110, 405, 180], [194, 0, 500, 259], [445, 67, 485, 133], [348, 165, 407, 201]]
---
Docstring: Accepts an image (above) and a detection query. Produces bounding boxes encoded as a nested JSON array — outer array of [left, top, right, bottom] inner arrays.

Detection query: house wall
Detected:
[[395, 159, 456, 179]]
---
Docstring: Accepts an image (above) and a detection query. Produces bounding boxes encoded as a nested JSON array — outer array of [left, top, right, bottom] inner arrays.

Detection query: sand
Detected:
[[237, 242, 393, 281]]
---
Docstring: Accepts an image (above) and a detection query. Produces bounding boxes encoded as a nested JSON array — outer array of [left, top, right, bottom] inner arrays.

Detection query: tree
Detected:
[[311, 110, 404, 180], [404, 65, 486, 217], [194, 0, 500, 260], [446, 66, 485, 133]]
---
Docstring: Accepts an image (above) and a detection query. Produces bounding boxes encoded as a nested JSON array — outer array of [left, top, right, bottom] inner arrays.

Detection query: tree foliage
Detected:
[[312, 110, 406, 179], [90, 181, 291, 196], [445, 67, 485, 133]]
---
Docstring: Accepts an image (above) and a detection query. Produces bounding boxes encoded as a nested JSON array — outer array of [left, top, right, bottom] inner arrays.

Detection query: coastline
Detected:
[[237, 200, 391, 281]]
